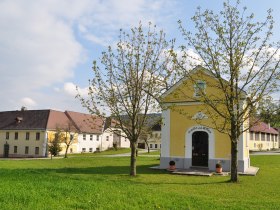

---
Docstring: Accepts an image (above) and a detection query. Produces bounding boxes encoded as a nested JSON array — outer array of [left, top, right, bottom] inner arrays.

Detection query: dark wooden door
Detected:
[[192, 131, 208, 167]]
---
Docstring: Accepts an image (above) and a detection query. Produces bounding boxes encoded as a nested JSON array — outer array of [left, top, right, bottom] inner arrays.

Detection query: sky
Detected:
[[1, 0, 280, 113]]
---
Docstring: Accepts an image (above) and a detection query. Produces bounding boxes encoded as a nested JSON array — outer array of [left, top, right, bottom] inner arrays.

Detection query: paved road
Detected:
[[101, 149, 160, 157], [250, 150, 280, 155]]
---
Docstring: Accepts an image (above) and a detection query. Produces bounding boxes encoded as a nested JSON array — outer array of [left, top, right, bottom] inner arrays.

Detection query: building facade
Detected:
[[137, 114, 162, 150], [159, 66, 250, 172], [0, 110, 49, 157], [0, 109, 129, 158], [249, 122, 279, 151]]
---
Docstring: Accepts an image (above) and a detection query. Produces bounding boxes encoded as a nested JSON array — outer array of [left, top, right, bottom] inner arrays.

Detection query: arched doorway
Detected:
[[192, 131, 208, 167]]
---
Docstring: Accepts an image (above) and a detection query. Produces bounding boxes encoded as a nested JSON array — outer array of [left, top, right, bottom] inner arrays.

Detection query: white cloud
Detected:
[[0, 0, 177, 112], [0, 0, 85, 109], [20, 97, 37, 107], [64, 82, 89, 97]]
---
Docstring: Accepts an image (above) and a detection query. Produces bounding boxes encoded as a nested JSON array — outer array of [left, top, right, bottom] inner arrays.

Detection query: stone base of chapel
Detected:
[[160, 157, 250, 173]]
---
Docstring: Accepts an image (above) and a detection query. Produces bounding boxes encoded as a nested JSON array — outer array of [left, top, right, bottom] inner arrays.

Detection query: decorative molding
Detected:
[[192, 112, 208, 120]]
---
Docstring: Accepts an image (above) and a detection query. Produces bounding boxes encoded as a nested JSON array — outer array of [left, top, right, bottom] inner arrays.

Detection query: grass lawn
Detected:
[[0, 155, 279, 210], [67, 148, 132, 157]]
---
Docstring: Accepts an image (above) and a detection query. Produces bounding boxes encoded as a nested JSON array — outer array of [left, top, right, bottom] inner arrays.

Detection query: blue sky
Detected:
[[1, 0, 280, 113]]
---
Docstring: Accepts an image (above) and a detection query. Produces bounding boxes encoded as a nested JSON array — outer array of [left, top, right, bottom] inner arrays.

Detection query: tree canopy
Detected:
[[78, 23, 174, 176], [174, 0, 280, 182]]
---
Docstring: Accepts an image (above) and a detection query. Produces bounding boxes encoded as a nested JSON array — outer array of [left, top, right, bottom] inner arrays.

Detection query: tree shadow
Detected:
[[0, 164, 231, 185], [54, 164, 167, 175]]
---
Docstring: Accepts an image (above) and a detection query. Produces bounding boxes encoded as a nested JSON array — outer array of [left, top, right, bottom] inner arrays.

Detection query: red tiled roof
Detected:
[[0, 109, 106, 134], [46, 110, 72, 130], [250, 122, 279, 134], [65, 111, 104, 134]]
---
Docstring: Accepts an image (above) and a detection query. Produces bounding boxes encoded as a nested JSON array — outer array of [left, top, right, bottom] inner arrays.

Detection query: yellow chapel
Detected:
[[159, 66, 250, 172]]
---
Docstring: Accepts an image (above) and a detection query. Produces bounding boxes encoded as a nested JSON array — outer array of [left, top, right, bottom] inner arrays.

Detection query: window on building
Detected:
[[15, 132, 18, 140], [155, 144, 158, 149], [250, 132, 254, 140], [150, 144, 153, 149], [36, 132, 40, 140], [14, 146, 17, 154], [25, 146, 29, 154], [89, 148, 93, 152], [96, 135, 99, 141], [261, 133, 265, 141], [255, 133, 260, 141], [26, 132, 30, 140], [70, 148, 73, 153], [106, 136, 109, 141], [194, 80, 206, 97], [82, 148, 86, 152], [6, 132, 9, 140], [254, 143, 256, 148], [83, 134, 86, 140], [90, 135, 93, 141], [267, 134, 270, 141], [35, 147, 39, 155]]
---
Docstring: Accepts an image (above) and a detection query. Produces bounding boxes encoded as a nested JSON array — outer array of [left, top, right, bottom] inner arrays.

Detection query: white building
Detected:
[[65, 111, 130, 153]]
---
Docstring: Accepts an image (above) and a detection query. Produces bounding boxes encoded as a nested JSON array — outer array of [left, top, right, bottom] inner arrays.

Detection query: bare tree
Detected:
[[78, 23, 174, 176], [175, 0, 280, 182], [62, 121, 77, 158]]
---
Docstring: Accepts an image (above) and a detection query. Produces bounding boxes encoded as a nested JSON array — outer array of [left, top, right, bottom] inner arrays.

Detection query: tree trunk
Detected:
[[230, 139, 238, 182], [230, 111, 239, 183], [130, 142, 137, 176], [64, 145, 69, 158], [145, 140, 150, 153]]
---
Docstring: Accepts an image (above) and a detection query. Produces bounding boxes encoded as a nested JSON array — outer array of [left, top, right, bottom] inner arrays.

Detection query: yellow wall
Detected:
[[0, 130, 46, 157], [169, 105, 231, 159], [47, 130, 78, 155]]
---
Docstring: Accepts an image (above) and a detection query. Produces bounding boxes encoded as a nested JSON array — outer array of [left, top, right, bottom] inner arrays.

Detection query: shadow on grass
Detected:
[[54, 164, 166, 175], [55, 165, 230, 185], [0, 165, 231, 186]]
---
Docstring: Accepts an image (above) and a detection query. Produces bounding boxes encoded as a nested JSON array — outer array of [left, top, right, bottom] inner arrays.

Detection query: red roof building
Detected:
[[249, 121, 279, 151]]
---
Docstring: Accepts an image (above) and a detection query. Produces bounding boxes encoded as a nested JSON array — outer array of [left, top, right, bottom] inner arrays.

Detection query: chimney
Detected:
[[15, 117, 23, 124]]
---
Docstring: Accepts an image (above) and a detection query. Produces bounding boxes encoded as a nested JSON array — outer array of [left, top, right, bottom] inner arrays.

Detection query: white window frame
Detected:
[[194, 80, 206, 97]]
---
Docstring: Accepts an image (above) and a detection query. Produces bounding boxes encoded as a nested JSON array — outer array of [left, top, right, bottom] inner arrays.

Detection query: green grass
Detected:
[[140, 150, 161, 156], [67, 147, 131, 157], [0, 155, 279, 209]]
